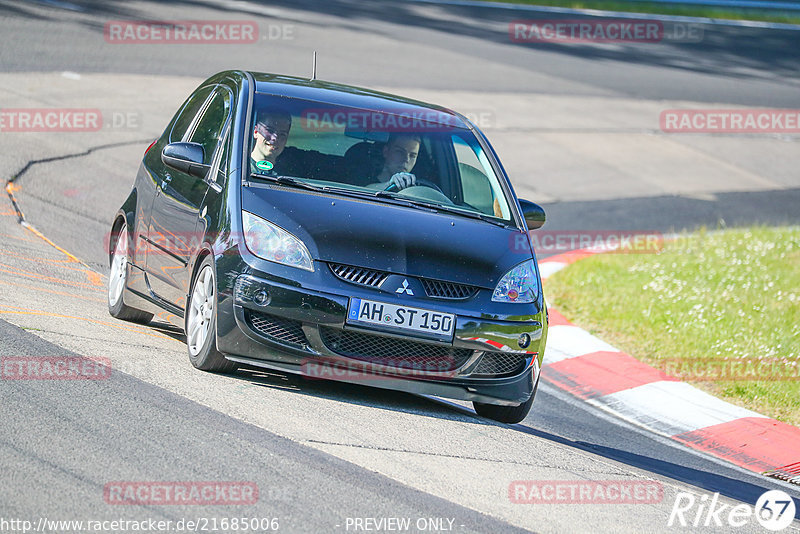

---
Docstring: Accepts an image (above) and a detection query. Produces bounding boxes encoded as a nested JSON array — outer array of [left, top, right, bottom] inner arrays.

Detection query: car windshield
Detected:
[[248, 93, 514, 223]]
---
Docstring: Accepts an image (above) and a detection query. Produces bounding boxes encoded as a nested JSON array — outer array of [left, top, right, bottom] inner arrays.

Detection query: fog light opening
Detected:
[[254, 290, 271, 306]]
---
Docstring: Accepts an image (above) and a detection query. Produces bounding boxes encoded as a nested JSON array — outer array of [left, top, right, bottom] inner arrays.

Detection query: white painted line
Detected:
[[594, 381, 767, 436], [409, 0, 800, 30], [29, 0, 84, 11], [545, 325, 619, 362], [538, 261, 567, 280]]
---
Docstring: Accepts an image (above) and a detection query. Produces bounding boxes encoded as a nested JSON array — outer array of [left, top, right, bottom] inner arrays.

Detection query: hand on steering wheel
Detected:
[[383, 172, 417, 192], [383, 174, 446, 196]]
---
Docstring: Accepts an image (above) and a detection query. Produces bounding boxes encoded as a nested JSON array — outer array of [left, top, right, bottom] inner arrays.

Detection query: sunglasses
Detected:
[[255, 122, 289, 141]]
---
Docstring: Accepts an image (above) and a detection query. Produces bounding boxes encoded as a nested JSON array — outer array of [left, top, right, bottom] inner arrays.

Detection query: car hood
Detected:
[[241, 186, 533, 288]]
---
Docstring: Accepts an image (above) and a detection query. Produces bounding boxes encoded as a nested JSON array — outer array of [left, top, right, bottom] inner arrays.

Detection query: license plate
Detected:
[[347, 298, 455, 339]]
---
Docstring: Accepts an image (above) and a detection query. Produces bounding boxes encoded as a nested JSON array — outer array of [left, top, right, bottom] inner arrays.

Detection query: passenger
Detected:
[[250, 109, 292, 175], [366, 133, 421, 191], [250, 108, 344, 180]]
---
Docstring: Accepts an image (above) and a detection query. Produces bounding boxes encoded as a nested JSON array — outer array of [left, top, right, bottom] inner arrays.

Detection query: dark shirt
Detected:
[[250, 146, 345, 181]]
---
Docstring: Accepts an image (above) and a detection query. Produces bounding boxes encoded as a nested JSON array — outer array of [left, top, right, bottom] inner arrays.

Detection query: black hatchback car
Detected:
[[108, 70, 548, 423]]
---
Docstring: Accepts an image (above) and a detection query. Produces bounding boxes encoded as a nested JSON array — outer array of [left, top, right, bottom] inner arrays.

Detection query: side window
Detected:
[[170, 86, 213, 143], [215, 126, 233, 184], [453, 135, 493, 215], [189, 89, 231, 165], [452, 134, 510, 219]]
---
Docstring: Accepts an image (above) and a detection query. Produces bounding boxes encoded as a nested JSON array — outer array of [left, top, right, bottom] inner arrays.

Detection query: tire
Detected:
[[185, 256, 237, 373], [108, 222, 154, 324], [473, 374, 540, 424]]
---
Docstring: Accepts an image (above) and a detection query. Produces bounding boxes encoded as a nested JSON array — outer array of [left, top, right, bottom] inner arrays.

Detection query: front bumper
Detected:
[[216, 272, 545, 406]]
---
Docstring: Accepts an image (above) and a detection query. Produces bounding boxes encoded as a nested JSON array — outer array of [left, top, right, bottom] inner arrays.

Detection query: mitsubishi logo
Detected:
[[395, 279, 414, 296]]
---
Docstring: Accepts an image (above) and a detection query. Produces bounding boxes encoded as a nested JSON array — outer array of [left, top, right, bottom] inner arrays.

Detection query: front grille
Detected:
[[329, 262, 478, 299], [319, 327, 472, 372], [472, 352, 527, 377], [246, 310, 307, 346], [421, 279, 478, 300], [329, 263, 388, 288]]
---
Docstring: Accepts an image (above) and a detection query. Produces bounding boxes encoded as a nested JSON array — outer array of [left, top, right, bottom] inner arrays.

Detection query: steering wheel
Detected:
[[384, 178, 444, 194]]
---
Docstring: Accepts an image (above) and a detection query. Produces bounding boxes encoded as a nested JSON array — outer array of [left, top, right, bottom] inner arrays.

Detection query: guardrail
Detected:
[[621, 0, 800, 11]]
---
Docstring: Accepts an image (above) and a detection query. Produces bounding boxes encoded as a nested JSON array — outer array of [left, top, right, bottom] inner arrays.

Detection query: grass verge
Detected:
[[544, 226, 800, 426], [489, 0, 800, 25]]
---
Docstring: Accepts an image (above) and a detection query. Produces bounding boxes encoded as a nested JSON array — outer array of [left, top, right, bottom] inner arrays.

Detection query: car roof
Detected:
[[249, 71, 470, 129]]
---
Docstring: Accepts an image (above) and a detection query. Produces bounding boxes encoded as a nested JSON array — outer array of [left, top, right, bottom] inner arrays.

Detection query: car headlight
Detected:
[[492, 259, 538, 303], [242, 211, 314, 272]]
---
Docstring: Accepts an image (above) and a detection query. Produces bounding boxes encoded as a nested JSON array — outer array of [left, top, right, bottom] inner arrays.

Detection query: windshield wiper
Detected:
[[450, 208, 510, 228], [249, 173, 325, 192], [374, 191, 509, 227], [371, 190, 440, 212], [249, 174, 428, 207], [437, 206, 510, 228]]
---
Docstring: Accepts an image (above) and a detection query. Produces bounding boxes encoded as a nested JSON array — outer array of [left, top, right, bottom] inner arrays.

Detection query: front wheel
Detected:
[[473, 375, 539, 424], [185, 256, 237, 373], [108, 222, 153, 324]]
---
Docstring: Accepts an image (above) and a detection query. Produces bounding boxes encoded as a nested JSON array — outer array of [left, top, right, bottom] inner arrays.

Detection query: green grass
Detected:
[[492, 0, 800, 25], [545, 226, 800, 425]]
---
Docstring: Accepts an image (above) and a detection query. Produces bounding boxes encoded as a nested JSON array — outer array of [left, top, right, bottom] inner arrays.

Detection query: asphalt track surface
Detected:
[[1, 0, 799, 533]]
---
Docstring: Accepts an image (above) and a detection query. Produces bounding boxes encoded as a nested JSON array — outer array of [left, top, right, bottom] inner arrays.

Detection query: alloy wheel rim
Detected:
[[108, 226, 128, 307], [187, 265, 214, 356]]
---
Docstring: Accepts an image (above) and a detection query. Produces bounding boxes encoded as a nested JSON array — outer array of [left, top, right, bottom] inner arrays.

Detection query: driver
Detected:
[[367, 133, 421, 191]]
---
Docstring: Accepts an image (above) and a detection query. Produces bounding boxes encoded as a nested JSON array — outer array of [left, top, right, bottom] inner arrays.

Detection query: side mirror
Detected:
[[161, 142, 208, 179], [519, 199, 546, 230]]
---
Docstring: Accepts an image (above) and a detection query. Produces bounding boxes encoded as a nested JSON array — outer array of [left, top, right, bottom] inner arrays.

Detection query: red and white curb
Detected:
[[538, 249, 800, 476]]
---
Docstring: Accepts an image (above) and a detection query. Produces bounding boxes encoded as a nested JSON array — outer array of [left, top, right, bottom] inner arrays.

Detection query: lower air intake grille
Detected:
[[246, 310, 307, 346], [319, 327, 472, 372], [472, 352, 527, 377]]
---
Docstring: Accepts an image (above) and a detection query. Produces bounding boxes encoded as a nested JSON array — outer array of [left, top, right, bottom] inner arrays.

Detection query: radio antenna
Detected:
[[311, 51, 317, 81]]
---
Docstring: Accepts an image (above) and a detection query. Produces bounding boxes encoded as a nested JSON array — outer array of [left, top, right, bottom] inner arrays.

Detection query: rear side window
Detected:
[[170, 86, 213, 143], [188, 89, 231, 165]]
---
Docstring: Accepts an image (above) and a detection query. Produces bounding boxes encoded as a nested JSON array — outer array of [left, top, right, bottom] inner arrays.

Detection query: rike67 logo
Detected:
[[669, 489, 796, 531]]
